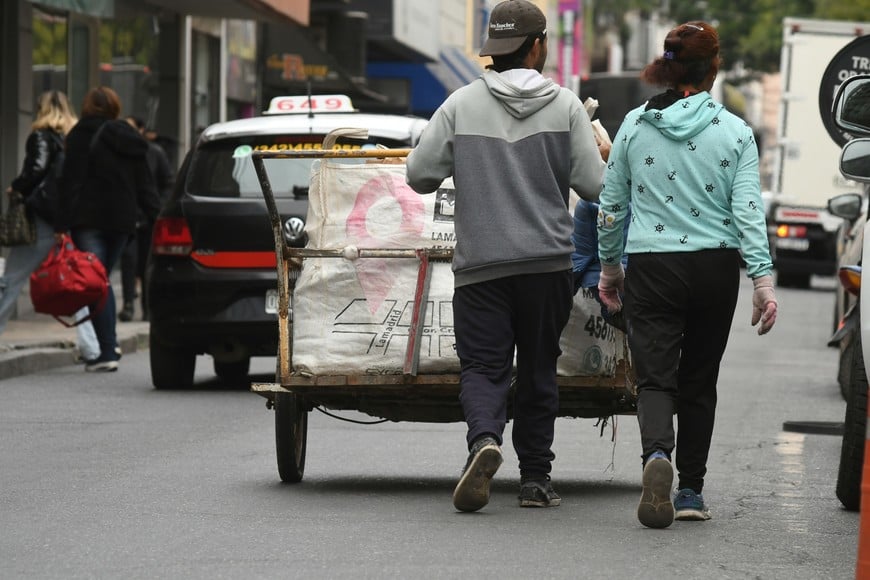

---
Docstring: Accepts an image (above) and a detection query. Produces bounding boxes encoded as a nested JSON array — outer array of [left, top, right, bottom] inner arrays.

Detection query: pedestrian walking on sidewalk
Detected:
[[56, 86, 161, 372], [0, 90, 99, 359], [118, 116, 173, 322], [406, 0, 607, 512], [596, 21, 778, 529]]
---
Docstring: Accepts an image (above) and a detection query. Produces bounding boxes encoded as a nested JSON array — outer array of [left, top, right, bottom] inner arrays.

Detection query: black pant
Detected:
[[120, 233, 138, 304], [453, 270, 573, 480], [625, 250, 740, 493], [119, 226, 152, 315]]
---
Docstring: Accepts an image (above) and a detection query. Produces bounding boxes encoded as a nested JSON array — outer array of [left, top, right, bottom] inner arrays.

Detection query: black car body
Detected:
[[146, 95, 428, 388]]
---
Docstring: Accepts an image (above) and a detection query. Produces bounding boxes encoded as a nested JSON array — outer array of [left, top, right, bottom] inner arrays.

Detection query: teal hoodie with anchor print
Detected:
[[597, 91, 773, 279]]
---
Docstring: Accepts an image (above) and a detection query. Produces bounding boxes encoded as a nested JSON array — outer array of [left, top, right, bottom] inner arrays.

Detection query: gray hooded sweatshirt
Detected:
[[406, 69, 604, 287]]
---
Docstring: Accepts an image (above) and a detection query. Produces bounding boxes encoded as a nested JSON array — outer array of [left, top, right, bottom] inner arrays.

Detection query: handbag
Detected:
[[0, 191, 36, 246], [30, 234, 109, 327]]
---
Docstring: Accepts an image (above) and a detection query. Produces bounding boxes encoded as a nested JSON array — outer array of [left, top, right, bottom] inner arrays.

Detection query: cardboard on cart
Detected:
[[292, 159, 626, 377]]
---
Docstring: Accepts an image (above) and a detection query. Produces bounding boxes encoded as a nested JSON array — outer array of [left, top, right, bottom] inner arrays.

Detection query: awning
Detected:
[[142, 0, 308, 25], [32, 0, 308, 23], [29, 0, 113, 18], [367, 48, 482, 117], [433, 47, 484, 91]]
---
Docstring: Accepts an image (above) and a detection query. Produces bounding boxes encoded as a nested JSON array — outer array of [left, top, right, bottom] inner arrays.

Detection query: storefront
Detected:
[[0, 0, 306, 190]]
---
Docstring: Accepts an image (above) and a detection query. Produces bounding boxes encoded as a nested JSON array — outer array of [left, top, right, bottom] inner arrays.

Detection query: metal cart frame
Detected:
[[249, 148, 636, 482]]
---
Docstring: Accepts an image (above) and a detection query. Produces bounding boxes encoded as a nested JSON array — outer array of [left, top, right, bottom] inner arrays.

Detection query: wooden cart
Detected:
[[249, 148, 636, 483]]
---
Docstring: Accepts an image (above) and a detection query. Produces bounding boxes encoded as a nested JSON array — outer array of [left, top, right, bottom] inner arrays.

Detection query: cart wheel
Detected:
[[275, 392, 308, 483]]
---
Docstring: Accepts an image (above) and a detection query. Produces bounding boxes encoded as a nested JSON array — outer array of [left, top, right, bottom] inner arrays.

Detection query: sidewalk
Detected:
[[0, 273, 149, 381]]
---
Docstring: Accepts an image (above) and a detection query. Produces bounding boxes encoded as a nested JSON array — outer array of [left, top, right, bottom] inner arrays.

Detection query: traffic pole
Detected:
[[858, 392, 870, 579]]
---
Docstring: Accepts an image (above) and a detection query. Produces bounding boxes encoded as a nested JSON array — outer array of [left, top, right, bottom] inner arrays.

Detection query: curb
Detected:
[[0, 330, 149, 381]]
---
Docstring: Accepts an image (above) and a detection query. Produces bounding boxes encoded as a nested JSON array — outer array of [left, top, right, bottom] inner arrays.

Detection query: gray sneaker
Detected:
[[637, 450, 675, 529], [452, 436, 503, 512], [518, 478, 561, 508]]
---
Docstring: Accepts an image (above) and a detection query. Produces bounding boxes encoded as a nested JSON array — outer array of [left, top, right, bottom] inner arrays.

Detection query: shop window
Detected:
[[98, 16, 159, 128], [32, 7, 68, 99]]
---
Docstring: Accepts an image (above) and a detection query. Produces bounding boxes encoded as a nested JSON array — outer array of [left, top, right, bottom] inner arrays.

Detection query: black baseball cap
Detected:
[[479, 0, 547, 57]]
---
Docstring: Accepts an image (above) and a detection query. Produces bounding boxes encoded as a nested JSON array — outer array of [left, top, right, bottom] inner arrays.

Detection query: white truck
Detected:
[[770, 17, 870, 288]]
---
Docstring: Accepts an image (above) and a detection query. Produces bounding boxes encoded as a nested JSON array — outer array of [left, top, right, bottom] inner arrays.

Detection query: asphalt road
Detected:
[[0, 275, 858, 579]]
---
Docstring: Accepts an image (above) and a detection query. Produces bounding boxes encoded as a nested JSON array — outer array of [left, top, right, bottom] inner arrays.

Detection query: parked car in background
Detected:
[[827, 74, 870, 511], [827, 192, 864, 398], [146, 94, 428, 389]]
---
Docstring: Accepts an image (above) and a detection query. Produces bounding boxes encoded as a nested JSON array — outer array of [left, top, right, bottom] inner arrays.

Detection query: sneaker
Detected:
[[452, 436, 503, 512], [518, 478, 561, 508], [78, 347, 122, 366], [118, 301, 134, 322], [673, 488, 712, 521], [85, 359, 119, 372], [637, 450, 675, 529]]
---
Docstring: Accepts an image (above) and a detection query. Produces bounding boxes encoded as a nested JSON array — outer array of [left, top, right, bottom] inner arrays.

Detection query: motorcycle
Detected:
[[829, 74, 870, 511]]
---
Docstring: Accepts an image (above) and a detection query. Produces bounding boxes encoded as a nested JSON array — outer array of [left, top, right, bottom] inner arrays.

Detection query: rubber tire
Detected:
[[214, 357, 251, 382], [150, 334, 196, 390], [776, 271, 811, 289], [275, 392, 308, 483], [836, 331, 867, 512], [838, 333, 856, 401]]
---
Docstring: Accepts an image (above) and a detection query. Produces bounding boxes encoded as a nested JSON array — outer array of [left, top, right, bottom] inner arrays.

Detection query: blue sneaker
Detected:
[[673, 488, 712, 521], [637, 450, 674, 528]]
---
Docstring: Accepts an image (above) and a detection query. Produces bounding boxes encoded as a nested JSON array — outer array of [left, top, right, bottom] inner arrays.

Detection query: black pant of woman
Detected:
[[624, 249, 740, 494]]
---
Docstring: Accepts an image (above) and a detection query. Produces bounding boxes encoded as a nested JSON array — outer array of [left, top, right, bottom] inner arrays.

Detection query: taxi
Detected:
[[146, 94, 428, 389]]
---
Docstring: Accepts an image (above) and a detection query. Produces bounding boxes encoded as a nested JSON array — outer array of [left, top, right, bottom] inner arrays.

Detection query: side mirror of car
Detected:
[[840, 138, 870, 183], [828, 192, 864, 220], [834, 75, 870, 137]]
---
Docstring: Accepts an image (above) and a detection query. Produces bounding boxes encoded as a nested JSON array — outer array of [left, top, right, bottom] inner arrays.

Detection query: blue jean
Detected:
[[0, 217, 99, 357], [0, 215, 56, 334], [71, 228, 128, 362]]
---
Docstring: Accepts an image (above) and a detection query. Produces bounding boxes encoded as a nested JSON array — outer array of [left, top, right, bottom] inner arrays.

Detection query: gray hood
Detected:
[[482, 69, 561, 119]]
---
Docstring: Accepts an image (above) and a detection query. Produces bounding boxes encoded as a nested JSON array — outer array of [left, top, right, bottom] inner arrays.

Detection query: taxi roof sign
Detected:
[[264, 94, 356, 115]]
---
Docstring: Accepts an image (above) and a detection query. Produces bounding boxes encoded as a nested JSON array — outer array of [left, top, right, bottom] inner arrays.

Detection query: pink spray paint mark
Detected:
[[346, 173, 424, 313]]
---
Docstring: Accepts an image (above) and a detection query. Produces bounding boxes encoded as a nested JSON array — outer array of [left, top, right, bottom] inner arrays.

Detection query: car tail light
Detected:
[[776, 224, 808, 238], [152, 217, 193, 256], [838, 265, 862, 296]]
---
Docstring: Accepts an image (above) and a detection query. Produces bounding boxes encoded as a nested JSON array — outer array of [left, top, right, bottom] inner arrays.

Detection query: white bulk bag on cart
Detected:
[[292, 159, 625, 377]]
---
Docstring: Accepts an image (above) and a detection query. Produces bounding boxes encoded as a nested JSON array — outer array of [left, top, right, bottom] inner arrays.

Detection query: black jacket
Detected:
[[57, 115, 161, 234], [11, 128, 64, 225], [11, 129, 55, 195]]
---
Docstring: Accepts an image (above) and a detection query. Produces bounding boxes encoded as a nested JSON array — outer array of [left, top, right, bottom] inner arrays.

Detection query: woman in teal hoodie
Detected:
[[596, 22, 778, 529]]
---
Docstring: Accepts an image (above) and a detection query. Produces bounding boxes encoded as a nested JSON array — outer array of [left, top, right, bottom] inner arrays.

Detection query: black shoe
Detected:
[[118, 301, 134, 322], [452, 436, 503, 512], [519, 477, 561, 507]]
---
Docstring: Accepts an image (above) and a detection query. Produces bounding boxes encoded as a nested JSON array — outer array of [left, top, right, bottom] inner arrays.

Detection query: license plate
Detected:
[[775, 238, 810, 251], [265, 289, 278, 314]]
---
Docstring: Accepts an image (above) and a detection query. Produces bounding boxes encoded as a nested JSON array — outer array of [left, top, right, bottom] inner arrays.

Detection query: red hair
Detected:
[[641, 21, 720, 89]]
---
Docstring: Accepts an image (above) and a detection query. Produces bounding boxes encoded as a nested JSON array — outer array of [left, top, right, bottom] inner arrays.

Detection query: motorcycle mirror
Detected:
[[827, 192, 864, 220], [840, 138, 870, 183], [834, 75, 870, 137]]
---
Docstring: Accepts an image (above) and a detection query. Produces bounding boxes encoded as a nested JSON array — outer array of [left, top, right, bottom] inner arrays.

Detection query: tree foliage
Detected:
[[631, 0, 869, 72]]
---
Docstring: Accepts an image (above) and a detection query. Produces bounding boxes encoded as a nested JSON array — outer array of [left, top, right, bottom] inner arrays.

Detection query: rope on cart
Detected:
[[314, 406, 389, 425]]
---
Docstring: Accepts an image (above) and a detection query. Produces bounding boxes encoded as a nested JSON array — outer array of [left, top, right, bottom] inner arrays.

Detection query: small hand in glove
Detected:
[[751, 275, 777, 335], [598, 264, 625, 314]]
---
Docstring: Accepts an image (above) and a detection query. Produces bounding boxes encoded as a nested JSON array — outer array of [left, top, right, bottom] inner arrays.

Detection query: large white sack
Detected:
[[292, 160, 626, 377]]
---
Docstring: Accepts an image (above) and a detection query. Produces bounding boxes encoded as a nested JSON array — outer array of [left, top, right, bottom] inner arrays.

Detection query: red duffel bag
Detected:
[[30, 234, 109, 327]]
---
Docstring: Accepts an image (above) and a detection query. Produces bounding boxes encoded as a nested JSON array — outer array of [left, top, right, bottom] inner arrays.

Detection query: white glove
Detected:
[[751, 275, 777, 335], [598, 264, 625, 314]]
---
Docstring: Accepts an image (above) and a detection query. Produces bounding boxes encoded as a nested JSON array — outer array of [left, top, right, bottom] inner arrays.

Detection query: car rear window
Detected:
[[185, 134, 411, 199]]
